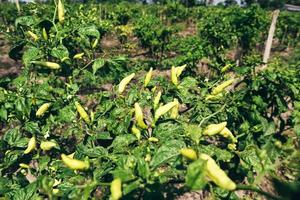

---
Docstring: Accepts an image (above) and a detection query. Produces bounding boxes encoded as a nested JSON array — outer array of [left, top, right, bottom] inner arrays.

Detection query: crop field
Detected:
[[0, 1, 299, 200]]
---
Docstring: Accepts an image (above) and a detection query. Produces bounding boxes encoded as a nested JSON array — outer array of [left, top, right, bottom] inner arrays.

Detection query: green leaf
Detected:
[[15, 16, 37, 27], [110, 134, 137, 153], [123, 179, 142, 195], [273, 179, 300, 200], [150, 140, 185, 168], [51, 45, 69, 60], [24, 122, 40, 134], [7, 182, 39, 200], [76, 144, 108, 158], [185, 159, 207, 190], [239, 145, 262, 173], [0, 107, 7, 121], [22, 47, 40, 67], [92, 58, 105, 75], [0, 177, 13, 194], [199, 145, 233, 162], [78, 25, 100, 39], [184, 123, 202, 144], [3, 127, 27, 148]]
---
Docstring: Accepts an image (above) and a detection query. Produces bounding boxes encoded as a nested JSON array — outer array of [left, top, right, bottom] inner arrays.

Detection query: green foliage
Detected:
[[0, 1, 299, 200], [134, 15, 173, 56]]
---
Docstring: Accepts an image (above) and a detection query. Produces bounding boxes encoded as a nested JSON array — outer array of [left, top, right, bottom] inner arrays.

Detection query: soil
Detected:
[[0, 34, 21, 78]]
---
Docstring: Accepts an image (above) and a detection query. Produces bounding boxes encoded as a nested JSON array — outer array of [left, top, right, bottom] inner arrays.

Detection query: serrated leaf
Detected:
[[15, 16, 37, 27], [22, 47, 40, 66], [78, 25, 100, 38], [92, 58, 105, 75], [150, 140, 185, 168], [185, 159, 207, 190], [51, 45, 69, 60]]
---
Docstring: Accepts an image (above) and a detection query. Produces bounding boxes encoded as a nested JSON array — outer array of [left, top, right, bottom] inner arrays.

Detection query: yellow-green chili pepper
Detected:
[[42, 28, 48, 40], [180, 148, 197, 160], [57, 0, 65, 23], [144, 67, 153, 87], [145, 154, 151, 162], [73, 53, 84, 59], [205, 93, 223, 101], [199, 153, 236, 190], [227, 143, 236, 151], [36, 103, 51, 117], [203, 122, 227, 136], [19, 163, 30, 169], [171, 66, 178, 85], [134, 103, 148, 129], [131, 125, 141, 140], [61, 154, 89, 170], [148, 137, 159, 142], [171, 65, 186, 86], [211, 79, 235, 95], [110, 178, 122, 200], [92, 38, 98, 48], [176, 64, 186, 77], [27, 31, 38, 41], [118, 73, 135, 94], [154, 101, 177, 122], [31, 61, 61, 70], [170, 98, 179, 119], [75, 101, 90, 124], [40, 141, 57, 151], [221, 64, 232, 73], [24, 136, 36, 154], [219, 127, 237, 143], [153, 91, 162, 110]]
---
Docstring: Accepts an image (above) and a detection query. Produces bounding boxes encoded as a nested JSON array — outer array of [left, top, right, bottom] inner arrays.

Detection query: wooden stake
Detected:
[[260, 10, 280, 71]]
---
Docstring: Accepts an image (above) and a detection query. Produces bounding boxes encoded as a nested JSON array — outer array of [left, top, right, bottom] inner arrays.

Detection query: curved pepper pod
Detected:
[[40, 141, 57, 151], [19, 163, 30, 169], [171, 65, 186, 86], [176, 64, 186, 77], [75, 101, 90, 124], [199, 153, 236, 190], [220, 127, 237, 143], [57, 0, 65, 23], [221, 64, 232, 73], [170, 98, 179, 119], [92, 38, 98, 48], [73, 53, 84, 59], [205, 93, 223, 101], [211, 79, 235, 95], [27, 31, 38, 41], [171, 66, 178, 86], [154, 101, 177, 122], [24, 136, 36, 154], [203, 122, 227, 136], [42, 28, 48, 40], [131, 125, 141, 140], [61, 154, 89, 170], [180, 148, 197, 161], [134, 103, 148, 129], [148, 137, 159, 142], [36, 103, 51, 117], [118, 73, 135, 94], [153, 91, 162, 110], [110, 178, 122, 200], [144, 67, 153, 87], [31, 61, 61, 70]]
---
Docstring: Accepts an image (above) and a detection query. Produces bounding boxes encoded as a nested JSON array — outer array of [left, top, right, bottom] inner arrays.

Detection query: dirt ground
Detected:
[[0, 34, 21, 78]]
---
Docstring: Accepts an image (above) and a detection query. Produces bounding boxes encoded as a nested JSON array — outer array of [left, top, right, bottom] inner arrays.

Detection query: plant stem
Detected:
[[198, 104, 226, 127], [236, 185, 283, 200]]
